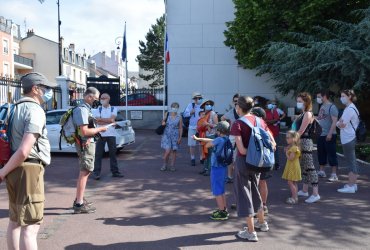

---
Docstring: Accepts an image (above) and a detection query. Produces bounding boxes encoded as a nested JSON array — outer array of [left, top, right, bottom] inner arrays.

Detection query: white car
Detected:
[[46, 109, 135, 153]]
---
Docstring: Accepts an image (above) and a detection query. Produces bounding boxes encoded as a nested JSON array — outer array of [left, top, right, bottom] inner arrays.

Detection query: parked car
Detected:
[[120, 93, 162, 106], [46, 109, 135, 153]]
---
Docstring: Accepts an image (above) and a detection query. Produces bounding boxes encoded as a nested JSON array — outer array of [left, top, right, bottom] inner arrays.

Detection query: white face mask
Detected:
[[41, 88, 53, 103], [267, 104, 274, 110], [296, 102, 304, 110], [169, 107, 178, 113], [340, 96, 349, 105], [316, 97, 323, 104], [100, 99, 108, 106]]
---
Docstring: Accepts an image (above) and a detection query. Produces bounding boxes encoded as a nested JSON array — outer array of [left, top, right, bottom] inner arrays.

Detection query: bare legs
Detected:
[[215, 194, 227, 210], [288, 181, 298, 200], [7, 220, 40, 250], [348, 171, 358, 186], [76, 170, 90, 204], [246, 209, 265, 233], [302, 184, 319, 196], [259, 180, 268, 206]]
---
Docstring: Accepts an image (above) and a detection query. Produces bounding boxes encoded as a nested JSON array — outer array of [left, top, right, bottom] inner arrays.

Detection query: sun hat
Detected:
[[192, 92, 203, 99], [200, 99, 215, 109]]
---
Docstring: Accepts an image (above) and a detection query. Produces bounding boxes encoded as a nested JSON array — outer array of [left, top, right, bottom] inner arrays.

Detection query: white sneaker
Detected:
[[338, 185, 356, 193], [305, 195, 321, 203], [254, 221, 269, 232], [236, 228, 258, 242], [328, 174, 338, 182], [344, 184, 358, 191], [297, 190, 309, 197], [317, 170, 326, 178]]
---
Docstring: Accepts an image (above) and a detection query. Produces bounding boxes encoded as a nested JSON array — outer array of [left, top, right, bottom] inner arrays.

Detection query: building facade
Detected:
[[89, 50, 125, 85], [165, 0, 287, 113]]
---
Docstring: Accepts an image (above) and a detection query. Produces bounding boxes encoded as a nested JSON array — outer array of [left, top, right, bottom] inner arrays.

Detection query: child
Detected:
[[193, 121, 231, 220], [197, 110, 208, 162], [160, 102, 183, 171], [282, 130, 302, 204]]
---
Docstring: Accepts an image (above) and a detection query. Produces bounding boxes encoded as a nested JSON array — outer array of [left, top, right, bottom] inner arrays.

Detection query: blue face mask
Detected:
[[205, 105, 213, 111], [42, 88, 53, 103]]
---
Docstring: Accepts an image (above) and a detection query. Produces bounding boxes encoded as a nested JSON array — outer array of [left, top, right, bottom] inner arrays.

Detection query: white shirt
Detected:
[[337, 103, 360, 144], [92, 105, 118, 137]]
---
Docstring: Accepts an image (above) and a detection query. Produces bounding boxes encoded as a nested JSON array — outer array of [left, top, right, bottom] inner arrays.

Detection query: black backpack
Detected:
[[182, 103, 195, 128], [350, 107, 366, 142], [215, 137, 234, 166]]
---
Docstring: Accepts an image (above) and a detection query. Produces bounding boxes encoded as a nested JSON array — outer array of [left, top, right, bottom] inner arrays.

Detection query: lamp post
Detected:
[[57, 0, 62, 76], [115, 36, 123, 50]]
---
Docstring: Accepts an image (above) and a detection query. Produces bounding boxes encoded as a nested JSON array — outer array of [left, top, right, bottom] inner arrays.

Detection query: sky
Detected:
[[1, 0, 165, 71]]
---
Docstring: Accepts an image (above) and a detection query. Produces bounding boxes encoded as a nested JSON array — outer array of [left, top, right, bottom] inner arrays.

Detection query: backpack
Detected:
[[239, 116, 275, 172], [0, 100, 42, 165], [215, 137, 234, 166], [350, 107, 366, 142], [59, 107, 79, 149], [98, 106, 114, 117]]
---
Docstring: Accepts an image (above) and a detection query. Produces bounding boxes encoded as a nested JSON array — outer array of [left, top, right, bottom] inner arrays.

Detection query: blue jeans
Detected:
[[94, 136, 119, 175]]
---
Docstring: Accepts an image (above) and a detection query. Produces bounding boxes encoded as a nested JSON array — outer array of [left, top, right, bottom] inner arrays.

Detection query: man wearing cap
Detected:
[[183, 92, 203, 166], [0, 72, 56, 250]]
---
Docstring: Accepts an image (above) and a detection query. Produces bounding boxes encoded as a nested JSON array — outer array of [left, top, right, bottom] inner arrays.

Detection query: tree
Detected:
[[256, 8, 370, 97], [224, 0, 370, 69], [136, 15, 165, 88]]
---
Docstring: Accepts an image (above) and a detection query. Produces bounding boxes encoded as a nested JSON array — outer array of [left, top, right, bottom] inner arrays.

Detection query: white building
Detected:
[[89, 50, 125, 85], [166, 0, 287, 113]]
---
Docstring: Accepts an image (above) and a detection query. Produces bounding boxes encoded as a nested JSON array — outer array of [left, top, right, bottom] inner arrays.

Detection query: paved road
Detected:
[[0, 130, 369, 250]]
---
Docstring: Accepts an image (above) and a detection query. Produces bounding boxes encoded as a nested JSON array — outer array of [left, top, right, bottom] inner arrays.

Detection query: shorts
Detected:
[[260, 171, 272, 180], [6, 162, 45, 226], [76, 142, 96, 172], [211, 166, 227, 196], [188, 128, 198, 147]]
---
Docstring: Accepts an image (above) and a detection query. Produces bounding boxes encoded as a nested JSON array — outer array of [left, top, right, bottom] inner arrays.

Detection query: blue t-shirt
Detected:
[[211, 136, 227, 168]]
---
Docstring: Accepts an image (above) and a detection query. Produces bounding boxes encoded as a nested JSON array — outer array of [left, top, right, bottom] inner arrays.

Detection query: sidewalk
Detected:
[[0, 130, 369, 250]]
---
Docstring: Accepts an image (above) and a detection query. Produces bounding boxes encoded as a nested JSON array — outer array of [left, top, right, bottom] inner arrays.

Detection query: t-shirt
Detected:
[[337, 103, 360, 144], [317, 103, 338, 136], [183, 102, 202, 129], [230, 114, 269, 157], [92, 105, 117, 137], [211, 136, 227, 168], [265, 108, 280, 138], [73, 102, 94, 143], [11, 97, 51, 165], [223, 108, 238, 126]]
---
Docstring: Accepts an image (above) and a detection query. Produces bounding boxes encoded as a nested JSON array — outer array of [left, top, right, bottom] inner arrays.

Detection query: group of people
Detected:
[[0, 72, 125, 249], [159, 89, 362, 242]]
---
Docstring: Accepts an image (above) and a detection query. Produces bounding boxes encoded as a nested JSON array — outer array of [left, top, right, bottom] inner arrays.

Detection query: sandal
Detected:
[[286, 197, 298, 205]]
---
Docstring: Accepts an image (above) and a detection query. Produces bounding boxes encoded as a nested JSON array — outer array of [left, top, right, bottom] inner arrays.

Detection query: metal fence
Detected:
[[122, 87, 166, 106], [0, 76, 62, 110]]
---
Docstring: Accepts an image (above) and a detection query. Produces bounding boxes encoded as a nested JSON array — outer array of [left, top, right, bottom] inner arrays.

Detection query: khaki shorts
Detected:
[[76, 142, 96, 172], [6, 162, 45, 226]]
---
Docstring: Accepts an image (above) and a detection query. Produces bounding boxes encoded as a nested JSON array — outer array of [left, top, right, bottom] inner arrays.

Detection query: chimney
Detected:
[[102, 51, 106, 67], [27, 29, 34, 37], [111, 50, 116, 62]]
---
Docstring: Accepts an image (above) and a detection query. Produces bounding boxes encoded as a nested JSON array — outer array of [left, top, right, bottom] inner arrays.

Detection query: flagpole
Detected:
[[163, 3, 167, 118], [123, 22, 128, 120]]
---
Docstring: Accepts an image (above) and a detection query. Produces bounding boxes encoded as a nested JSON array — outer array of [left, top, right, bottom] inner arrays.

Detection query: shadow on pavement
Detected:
[[65, 232, 236, 250], [0, 209, 7, 219]]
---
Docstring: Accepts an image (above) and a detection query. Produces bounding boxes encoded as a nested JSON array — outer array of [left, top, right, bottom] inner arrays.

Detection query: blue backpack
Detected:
[[239, 116, 275, 172], [215, 136, 234, 166]]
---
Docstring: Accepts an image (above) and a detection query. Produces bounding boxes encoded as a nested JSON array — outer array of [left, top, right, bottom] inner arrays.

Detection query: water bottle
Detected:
[[0, 130, 8, 142]]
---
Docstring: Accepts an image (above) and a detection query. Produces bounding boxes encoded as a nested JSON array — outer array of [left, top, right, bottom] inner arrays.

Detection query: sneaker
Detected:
[[160, 165, 167, 171], [112, 172, 124, 178], [225, 177, 233, 183], [191, 159, 196, 166], [317, 170, 327, 178], [73, 198, 93, 207], [73, 203, 96, 214], [305, 195, 321, 203], [297, 190, 309, 197], [254, 221, 269, 232], [328, 174, 338, 182], [344, 184, 358, 191], [210, 210, 229, 220], [338, 185, 356, 193], [236, 228, 258, 242], [169, 166, 176, 172]]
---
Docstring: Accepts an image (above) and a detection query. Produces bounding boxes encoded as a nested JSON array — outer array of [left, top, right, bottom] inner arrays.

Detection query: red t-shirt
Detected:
[[265, 109, 280, 138], [230, 114, 270, 156]]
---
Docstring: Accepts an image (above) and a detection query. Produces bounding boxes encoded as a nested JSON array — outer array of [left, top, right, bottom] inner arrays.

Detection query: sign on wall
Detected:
[[130, 110, 143, 120]]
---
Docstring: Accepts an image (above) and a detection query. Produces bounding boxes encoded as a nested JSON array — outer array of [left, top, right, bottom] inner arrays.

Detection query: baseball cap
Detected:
[[21, 72, 57, 89], [216, 121, 230, 134]]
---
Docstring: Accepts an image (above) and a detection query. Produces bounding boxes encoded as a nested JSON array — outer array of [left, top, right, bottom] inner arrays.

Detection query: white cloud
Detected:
[[0, 0, 165, 71]]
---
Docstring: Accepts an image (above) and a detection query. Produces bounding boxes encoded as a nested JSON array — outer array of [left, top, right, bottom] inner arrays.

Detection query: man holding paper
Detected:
[[92, 93, 124, 180]]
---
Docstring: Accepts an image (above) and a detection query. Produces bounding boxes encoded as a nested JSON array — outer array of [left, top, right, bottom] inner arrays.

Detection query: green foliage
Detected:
[[257, 8, 370, 97], [136, 15, 165, 87], [224, 0, 370, 69]]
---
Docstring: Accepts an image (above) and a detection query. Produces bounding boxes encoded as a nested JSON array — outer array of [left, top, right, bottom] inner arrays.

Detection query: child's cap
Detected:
[[216, 121, 230, 134]]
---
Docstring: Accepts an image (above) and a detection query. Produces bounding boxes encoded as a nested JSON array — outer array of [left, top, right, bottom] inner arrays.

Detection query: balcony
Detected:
[[14, 54, 33, 69]]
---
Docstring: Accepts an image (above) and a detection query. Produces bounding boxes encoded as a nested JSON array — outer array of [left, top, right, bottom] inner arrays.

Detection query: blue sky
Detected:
[[1, 0, 165, 71]]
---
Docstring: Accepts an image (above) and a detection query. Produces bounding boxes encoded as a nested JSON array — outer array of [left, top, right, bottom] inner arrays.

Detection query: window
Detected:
[[46, 111, 65, 125], [3, 63, 9, 76], [3, 39, 9, 54], [73, 69, 76, 81], [79, 71, 82, 82]]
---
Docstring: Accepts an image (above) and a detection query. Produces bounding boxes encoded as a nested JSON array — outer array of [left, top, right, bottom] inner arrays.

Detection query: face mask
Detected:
[[205, 105, 213, 111], [254, 101, 259, 105], [41, 88, 53, 103], [92, 100, 100, 108], [316, 97, 323, 104], [169, 108, 178, 113], [267, 104, 274, 110], [296, 102, 304, 110], [100, 100, 108, 106], [340, 97, 348, 105], [272, 104, 277, 109]]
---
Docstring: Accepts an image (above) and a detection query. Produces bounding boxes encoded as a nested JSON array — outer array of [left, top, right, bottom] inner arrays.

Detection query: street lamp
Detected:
[[57, 0, 62, 76], [115, 36, 123, 50]]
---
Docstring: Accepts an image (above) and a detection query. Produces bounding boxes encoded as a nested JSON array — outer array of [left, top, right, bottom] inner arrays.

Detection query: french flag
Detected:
[[165, 33, 170, 64]]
